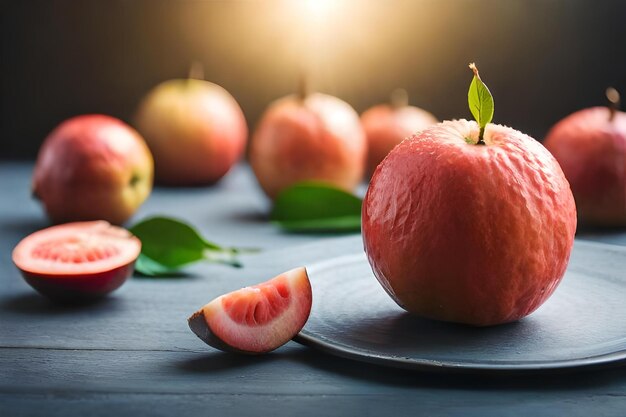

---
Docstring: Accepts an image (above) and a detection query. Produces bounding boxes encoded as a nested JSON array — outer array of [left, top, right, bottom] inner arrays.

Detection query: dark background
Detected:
[[2, 0, 626, 160]]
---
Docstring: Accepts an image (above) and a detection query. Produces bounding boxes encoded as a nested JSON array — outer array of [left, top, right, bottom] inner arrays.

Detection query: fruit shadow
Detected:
[[225, 207, 359, 237], [278, 229, 361, 237], [174, 349, 292, 374], [227, 208, 269, 224], [292, 312, 626, 390], [133, 271, 192, 280], [0, 292, 120, 316]]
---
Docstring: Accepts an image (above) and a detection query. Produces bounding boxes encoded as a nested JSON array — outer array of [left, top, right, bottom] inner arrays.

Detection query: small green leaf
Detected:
[[468, 62, 494, 141], [130, 217, 209, 268], [129, 216, 245, 276], [134, 253, 181, 277], [271, 182, 362, 233]]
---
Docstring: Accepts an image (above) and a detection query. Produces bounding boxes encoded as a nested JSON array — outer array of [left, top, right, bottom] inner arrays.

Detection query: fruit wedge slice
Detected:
[[188, 267, 312, 354]]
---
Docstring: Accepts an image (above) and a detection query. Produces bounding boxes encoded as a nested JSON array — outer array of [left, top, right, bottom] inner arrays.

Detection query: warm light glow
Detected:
[[301, 0, 335, 22], [190, 0, 442, 104]]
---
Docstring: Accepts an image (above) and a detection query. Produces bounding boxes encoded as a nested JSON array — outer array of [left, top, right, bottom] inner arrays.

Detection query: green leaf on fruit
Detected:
[[130, 216, 247, 277], [270, 182, 362, 233], [468, 62, 494, 131]]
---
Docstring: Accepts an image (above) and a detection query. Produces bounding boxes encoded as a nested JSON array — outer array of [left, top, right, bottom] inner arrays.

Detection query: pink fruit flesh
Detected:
[[188, 267, 312, 354], [12, 221, 141, 301]]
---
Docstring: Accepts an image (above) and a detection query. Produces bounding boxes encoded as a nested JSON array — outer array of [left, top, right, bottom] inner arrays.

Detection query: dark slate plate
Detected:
[[294, 240, 626, 373]]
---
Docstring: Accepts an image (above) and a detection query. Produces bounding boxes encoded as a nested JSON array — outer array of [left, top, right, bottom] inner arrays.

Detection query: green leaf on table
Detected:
[[129, 216, 245, 277], [134, 253, 181, 277], [270, 182, 362, 233], [468, 62, 494, 132]]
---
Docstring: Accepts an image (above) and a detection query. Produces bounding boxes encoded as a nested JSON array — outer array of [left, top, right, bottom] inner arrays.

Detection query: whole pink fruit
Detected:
[[361, 91, 437, 177], [544, 106, 626, 226], [250, 93, 366, 199], [363, 120, 577, 326], [134, 79, 248, 186], [33, 115, 153, 225]]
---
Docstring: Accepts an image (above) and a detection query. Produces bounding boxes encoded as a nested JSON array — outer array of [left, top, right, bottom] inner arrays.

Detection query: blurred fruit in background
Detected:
[[361, 89, 438, 177], [134, 65, 247, 186], [544, 88, 626, 227], [33, 115, 153, 225], [250, 86, 366, 199]]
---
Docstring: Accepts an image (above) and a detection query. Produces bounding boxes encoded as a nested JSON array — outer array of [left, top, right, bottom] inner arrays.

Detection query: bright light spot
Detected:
[[301, 0, 336, 22]]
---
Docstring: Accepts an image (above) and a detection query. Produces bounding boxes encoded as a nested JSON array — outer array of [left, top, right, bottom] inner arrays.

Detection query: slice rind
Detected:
[[188, 267, 312, 354]]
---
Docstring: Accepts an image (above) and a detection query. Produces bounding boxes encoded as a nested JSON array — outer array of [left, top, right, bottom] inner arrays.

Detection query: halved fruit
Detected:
[[188, 267, 312, 354], [12, 221, 141, 301]]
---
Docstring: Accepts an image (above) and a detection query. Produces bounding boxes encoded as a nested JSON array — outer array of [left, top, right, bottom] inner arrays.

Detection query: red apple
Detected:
[[361, 89, 438, 177], [134, 78, 248, 185], [543, 101, 626, 226], [250, 92, 366, 199], [33, 115, 154, 225], [363, 119, 577, 326]]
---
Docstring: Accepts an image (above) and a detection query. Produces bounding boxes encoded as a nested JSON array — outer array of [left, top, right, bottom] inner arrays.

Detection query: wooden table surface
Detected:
[[2, 162, 626, 417]]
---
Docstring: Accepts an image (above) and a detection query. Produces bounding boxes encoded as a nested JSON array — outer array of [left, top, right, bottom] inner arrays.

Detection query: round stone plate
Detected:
[[294, 240, 626, 373]]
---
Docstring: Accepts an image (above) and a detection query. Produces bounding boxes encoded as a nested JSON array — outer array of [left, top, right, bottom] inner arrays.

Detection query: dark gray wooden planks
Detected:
[[2, 237, 623, 353], [0, 235, 359, 351], [2, 347, 626, 417], [2, 347, 626, 400], [2, 161, 626, 417], [3, 392, 626, 417]]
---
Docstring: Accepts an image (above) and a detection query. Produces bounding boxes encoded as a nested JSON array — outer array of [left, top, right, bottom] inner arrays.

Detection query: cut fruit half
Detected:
[[188, 267, 312, 354], [12, 221, 141, 301]]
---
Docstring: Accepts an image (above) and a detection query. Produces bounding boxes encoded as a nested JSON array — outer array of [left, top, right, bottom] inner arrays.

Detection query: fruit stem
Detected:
[[606, 87, 621, 122], [478, 126, 486, 144], [188, 60, 204, 81], [298, 72, 310, 101], [390, 88, 409, 109], [469, 63, 486, 145]]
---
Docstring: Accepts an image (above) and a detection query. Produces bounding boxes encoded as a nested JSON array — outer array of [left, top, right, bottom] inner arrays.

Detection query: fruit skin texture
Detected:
[[19, 264, 134, 302], [362, 120, 577, 326], [188, 267, 312, 354], [543, 107, 626, 226], [134, 79, 248, 185], [250, 93, 366, 199], [361, 104, 438, 177], [12, 221, 141, 302], [33, 115, 153, 225]]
